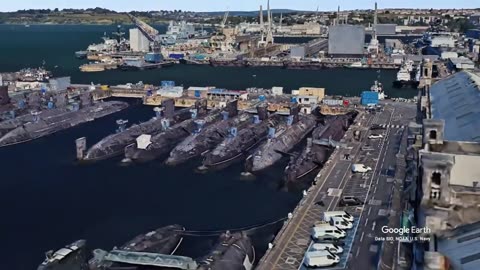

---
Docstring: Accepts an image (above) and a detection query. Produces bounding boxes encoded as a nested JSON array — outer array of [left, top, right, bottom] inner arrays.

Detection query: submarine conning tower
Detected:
[[161, 98, 175, 119], [224, 99, 239, 118], [256, 103, 268, 121], [0, 86, 10, 106], [194, 99, 208, 115], [289, 103, 300, 124], [80, 91, 93, 107]]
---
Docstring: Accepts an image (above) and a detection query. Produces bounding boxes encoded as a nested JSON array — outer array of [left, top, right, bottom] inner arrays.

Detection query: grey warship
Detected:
[[197, 232, 254, 270], [0, 92, 128, 147], [124, 104, 223, 163], [284, 112, 357, 182], [165, 100, 248, 166], [201, 104, 280, 170], [37, 240, 89, 270], [83, 99, 192, 161], [245, 108, 317, 173]]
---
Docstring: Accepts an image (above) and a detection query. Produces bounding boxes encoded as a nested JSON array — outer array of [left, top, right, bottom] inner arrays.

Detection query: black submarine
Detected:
[[83, 99, 193, 161], [201, 104, 280, 170], [124, 102, 224, 163], [37, 240, 89, 270], [197, 231, 255, 270], [165, 100, 250, 166], [245, 106, 317, 173], [0, 92, 128, 147], [284, 112, 357, 182]]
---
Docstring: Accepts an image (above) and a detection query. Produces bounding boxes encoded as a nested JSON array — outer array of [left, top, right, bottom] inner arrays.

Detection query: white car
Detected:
[[312, 243, 344, 254], [304, 250, 340, 267], [368, 134, 383, 139]]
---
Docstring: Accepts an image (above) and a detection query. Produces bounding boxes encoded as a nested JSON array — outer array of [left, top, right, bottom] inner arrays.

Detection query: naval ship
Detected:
[[201, 105, 279, 170], [245, 109, 317, 173], [37, 240, 89, 270], [89, 224, 185, 270], [197, 232, 255, 270], [165, 100, 248, 166], [284, 113, 357, 182], [124, 107, 223, 163], [0, 94, 128, 147], [83, 99, 193, 161]]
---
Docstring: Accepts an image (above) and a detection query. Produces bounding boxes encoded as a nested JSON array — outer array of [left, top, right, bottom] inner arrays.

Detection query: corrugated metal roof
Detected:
[[438, 221, 480, 270], [430, 71, 480, 142]]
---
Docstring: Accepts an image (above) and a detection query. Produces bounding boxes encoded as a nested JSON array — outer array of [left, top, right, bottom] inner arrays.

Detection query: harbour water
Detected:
[[0, 24, 416, 270]]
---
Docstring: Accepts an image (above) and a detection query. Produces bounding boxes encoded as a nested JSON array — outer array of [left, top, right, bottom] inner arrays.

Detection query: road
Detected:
[[256, 102, 416, 270]]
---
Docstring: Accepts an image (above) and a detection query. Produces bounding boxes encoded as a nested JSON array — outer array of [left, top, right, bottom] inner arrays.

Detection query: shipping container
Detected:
[[361, 91, 379, 106]]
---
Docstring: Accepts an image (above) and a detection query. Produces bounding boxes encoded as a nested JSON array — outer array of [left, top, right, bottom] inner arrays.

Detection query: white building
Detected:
[[130, 28, 150, 52]]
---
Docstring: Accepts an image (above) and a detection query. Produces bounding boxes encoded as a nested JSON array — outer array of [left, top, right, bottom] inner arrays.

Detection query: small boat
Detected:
[[75, 51, 88, 59], [344, 61, 368, 69]]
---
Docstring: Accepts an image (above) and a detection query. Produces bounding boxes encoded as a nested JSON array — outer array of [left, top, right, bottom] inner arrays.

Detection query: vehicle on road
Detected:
[[323, 211, 354, 222], [368, 134, 383, 139], [312, 243, 344, 254], [370, 124, 386, 130], [385, 165, 396, 177], [316, 217, 353, 230], [339, 196, 364, 207], [304, 250, 340, 267], [352, 164, 372, 173]]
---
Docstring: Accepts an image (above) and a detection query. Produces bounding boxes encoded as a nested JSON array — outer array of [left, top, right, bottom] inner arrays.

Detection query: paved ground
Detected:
[[256, 102, 416, 270]]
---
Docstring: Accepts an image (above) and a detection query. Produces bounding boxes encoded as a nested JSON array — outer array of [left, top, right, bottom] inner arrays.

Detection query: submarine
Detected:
[[201, 104, 280, 170], [197, 231, 255, 270], [89, 224, 185, 270], [124, 104, 224, 163], [245, 106, 317, 173], [165, 100, 249, 166], [284, 112, 357, 182], [83, 99, 193, 162], [0, 90, 79, 137], [0, 92, 128, 147], [37, 240, 89, 270]]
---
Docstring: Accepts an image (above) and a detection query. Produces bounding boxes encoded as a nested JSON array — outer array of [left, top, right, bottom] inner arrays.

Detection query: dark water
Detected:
[[0, 24, 415, 270]]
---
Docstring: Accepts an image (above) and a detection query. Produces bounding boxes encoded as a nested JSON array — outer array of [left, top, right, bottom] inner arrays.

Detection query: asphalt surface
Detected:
[[256, 102, 417, 270]]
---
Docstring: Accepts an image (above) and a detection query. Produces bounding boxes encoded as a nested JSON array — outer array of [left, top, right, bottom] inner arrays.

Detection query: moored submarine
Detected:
[[124, 100, 222, 163], [197, 231, 255, 270], [284, 112, 357, 183], [244, 105, 317, 173], [83, 99, 192, 161], [165, 100, 251, 166], [200, 104, 278, 170]]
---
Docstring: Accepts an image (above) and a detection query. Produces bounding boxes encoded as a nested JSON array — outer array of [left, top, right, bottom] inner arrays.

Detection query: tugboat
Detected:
[[393, 60, 420, 88]]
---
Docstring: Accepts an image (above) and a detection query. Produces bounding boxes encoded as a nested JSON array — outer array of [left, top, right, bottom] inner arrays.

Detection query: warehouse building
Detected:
[[328, 25, 365, 57], [375, 24, 397, 35]]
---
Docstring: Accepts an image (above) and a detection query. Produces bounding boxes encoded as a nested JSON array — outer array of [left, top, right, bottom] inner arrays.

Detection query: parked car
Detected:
[[368, 134, 383, 139], [339, 196, 364, 207]]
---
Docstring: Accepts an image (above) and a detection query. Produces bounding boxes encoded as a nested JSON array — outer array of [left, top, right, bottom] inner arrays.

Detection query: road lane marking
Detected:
[[365, 218, 369, 226], [360, 231, 365, 242]]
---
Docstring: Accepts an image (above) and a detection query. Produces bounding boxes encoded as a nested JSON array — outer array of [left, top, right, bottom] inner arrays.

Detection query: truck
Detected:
[[304, 250, 340, 267], [311, 226, 346, 240], [323, 211, 354, 222], [352, 163, 372, 173]]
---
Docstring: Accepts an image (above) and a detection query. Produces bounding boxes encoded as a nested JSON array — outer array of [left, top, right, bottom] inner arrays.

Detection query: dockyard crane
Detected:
[[220, 10, 229, 29]]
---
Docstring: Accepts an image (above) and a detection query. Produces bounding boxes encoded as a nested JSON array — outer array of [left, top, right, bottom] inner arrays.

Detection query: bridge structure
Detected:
[[99, 249, 198, 270]]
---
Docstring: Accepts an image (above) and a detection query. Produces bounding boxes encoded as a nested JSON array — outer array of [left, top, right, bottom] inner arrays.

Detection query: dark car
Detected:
[[339, 196, 363, 207], [370, 124, 386, 130]]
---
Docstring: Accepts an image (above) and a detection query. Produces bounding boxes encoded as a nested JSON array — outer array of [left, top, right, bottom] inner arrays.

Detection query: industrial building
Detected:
[[375, 24, 397, 35], [328, 25, 365, 57], [447, 57, 476, 71], [411, 71, 480, 270], [130, 28, 151, 52], [48, 77, 71, 92]]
